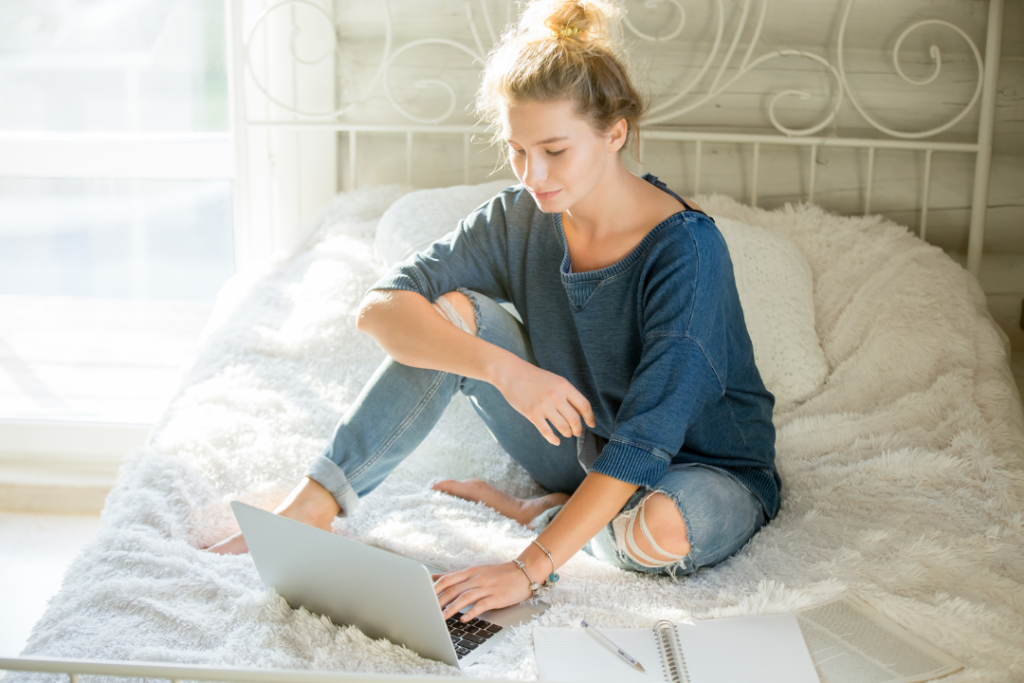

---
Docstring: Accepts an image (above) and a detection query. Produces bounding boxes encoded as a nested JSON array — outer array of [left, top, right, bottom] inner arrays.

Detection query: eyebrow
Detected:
[[506, 135, 570, 145]]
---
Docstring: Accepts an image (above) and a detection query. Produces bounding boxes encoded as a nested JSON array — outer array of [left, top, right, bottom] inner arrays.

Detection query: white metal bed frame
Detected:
[[0, 657, 497, 683], [1, 1, 1007, 682], [230, 0, 1004, 275]]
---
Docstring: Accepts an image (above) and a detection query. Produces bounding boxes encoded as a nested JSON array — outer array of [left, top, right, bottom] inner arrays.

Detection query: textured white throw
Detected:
[[15, 187, 1024, 682]]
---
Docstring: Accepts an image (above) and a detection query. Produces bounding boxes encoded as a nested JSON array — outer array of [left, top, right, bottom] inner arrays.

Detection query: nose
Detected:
[[520, 151, 547, 189]]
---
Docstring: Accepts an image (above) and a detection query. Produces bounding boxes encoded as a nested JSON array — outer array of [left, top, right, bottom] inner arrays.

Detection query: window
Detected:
[[0, 0, 234, 430]]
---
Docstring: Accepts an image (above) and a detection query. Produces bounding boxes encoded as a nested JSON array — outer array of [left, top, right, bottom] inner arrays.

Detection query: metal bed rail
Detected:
[[247, 119, 982, 259], [0, 656, 518, 683]]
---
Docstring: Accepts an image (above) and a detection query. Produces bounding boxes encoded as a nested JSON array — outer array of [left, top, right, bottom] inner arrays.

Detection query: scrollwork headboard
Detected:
[[227, 0, 1005, 276]]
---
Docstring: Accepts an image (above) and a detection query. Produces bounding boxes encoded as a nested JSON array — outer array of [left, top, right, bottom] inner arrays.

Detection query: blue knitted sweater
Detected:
[[369, 175, 781, 518]]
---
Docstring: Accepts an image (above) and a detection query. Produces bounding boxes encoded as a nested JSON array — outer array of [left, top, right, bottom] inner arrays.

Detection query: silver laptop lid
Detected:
[[231, 501, 459, 667]]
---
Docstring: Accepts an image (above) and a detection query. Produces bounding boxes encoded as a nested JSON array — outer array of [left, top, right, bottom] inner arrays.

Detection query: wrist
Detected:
[[511, 559, 542, 595], [484, 348, 520, 389], [517, 543, 555, 584]]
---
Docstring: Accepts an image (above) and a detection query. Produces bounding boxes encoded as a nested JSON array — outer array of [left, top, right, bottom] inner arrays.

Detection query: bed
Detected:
[[5, 0, 1023, 682]]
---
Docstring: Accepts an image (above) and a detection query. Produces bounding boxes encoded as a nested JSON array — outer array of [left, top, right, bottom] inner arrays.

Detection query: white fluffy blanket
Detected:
[[16, 188, 1024, 682]]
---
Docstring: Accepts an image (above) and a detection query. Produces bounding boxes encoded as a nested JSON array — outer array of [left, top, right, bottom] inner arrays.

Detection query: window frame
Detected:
[[0, 3, 238, 488]]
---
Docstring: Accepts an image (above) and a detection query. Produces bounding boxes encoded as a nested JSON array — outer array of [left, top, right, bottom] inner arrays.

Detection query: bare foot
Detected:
[[204, 477, 342, 555], [432, 479, 569, 529], [205, 530, 251, 555]]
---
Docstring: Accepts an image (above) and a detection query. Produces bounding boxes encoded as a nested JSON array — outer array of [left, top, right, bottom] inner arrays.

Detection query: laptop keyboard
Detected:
[[446, 616, 503, 659]]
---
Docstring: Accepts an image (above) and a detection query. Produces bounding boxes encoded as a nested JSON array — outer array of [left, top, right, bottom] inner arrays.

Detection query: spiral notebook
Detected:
[[534, 612, 820, 683]]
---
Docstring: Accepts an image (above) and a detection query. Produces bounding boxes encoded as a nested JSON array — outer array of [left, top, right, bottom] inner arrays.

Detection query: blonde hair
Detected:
[[476, 0, 647, 161]]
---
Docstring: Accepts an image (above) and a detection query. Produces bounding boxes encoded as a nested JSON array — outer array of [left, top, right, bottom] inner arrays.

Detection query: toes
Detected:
[[432, 479, 465, 496], [205, 533, 249, 555], [432, 479, 488, 499]]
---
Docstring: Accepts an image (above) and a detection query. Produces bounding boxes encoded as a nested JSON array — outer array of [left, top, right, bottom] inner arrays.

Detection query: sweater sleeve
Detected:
[[588, 219, 731, 488], [368, 193, 511, 303]]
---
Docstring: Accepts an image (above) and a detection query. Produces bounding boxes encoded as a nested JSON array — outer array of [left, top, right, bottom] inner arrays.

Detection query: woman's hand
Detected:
[[491, 358, 596, 446], [432, 562, 534, 622]]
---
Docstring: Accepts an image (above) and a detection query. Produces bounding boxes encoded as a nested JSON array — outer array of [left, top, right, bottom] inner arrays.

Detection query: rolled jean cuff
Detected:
[[304, 454, 361, 518]]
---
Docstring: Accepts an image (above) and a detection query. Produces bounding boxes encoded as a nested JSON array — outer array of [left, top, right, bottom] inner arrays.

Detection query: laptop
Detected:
[[231, 501, 549, 668]]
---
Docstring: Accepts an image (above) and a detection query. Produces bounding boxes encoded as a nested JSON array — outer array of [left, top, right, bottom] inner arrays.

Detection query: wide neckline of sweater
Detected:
[[553, 209, 687, 283]]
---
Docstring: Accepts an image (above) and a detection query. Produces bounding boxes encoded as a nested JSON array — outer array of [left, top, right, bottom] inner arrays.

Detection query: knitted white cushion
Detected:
[[374, 183, 828, 405], [715, 216, 828, 404]]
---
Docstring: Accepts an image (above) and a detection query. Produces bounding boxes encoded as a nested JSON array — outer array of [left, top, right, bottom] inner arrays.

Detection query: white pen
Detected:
[[581, 619, 646, 673]]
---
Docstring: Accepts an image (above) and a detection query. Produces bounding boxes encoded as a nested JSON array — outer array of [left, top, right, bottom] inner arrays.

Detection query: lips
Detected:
[[532, 189, 561, 201]]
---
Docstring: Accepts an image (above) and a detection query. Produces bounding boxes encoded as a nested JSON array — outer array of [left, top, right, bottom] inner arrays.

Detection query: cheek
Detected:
[[565, 147, 602, 184], [509, 153, 526, 179]]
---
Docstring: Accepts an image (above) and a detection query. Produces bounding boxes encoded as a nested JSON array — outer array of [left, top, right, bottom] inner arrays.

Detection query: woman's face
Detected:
[[501, 98, 622, 214]]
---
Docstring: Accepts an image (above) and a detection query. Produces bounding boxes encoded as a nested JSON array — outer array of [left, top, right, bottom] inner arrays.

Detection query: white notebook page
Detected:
[[534, 613, 821, 683]]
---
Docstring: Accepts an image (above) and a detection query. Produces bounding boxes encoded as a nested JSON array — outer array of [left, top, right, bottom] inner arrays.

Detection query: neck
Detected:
[[562, 159, 643, 241]]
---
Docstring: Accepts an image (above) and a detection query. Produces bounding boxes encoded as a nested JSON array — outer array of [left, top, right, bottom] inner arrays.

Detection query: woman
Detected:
[[207, 0, 780, 627]]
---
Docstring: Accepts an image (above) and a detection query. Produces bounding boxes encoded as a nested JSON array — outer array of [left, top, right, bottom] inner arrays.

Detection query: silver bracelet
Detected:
[[531, 539, 560, 584], [513, 559, 543, 596]]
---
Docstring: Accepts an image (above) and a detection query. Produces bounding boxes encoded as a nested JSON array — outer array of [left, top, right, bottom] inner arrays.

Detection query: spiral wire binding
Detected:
[[654, 619, 690, 683]]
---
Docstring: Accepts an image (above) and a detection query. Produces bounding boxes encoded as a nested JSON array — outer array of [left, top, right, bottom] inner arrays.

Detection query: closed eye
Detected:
[[507, 147, 564, 157]]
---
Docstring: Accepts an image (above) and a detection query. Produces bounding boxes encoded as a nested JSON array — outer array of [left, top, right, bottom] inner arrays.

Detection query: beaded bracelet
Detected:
[[531, 539, 560, 585], [512, 559, 543, 597]]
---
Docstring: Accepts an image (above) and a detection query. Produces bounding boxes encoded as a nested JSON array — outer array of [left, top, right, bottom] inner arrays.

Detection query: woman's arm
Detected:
[[433, 471, 637, 621], [357, 289, 596, 446], [357, 289, 512, 385], [520, 471, 637, 575]]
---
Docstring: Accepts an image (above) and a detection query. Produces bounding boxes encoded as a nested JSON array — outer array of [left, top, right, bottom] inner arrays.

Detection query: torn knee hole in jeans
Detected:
[[612, 491, 690, 568], [432, 296, 474, 336], [456, 287, 484, 337]]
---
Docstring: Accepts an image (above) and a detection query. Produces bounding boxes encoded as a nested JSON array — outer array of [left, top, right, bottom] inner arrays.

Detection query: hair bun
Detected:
[[476, 0, 646, 164], [520, 0, 619, 46]]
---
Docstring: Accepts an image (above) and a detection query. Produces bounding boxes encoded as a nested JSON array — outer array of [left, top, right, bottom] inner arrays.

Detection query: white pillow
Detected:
[[374, 183, 828, 405], [714, 216, 828, 405], [373, 180, 514, 268]]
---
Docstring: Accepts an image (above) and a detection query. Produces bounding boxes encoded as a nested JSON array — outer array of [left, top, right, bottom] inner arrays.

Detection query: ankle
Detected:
[[275, 477, 341, 525], [287, 499, 336, 526]]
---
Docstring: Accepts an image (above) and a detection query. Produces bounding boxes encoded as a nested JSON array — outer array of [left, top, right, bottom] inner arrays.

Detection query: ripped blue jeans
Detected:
[[305, 288, 766, 578]]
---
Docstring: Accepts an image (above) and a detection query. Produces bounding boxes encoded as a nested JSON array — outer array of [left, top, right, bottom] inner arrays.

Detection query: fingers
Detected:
[[517, 372, 597, 445], [546, 408, 575, 439], [435, 570, 485, 621], [433, 569, 466, 596], [459, 596, 499, 623], [433, 564, 529, 623], [567, 390, 597, 429], [441, 588, 486, 621], [532, 413, 561, 446], [539, 397, 595, 444], [553, 382, 595, 435]]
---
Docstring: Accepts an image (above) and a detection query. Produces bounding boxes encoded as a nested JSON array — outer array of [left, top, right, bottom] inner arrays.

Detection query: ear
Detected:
[[606, 117, 628, 153]]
